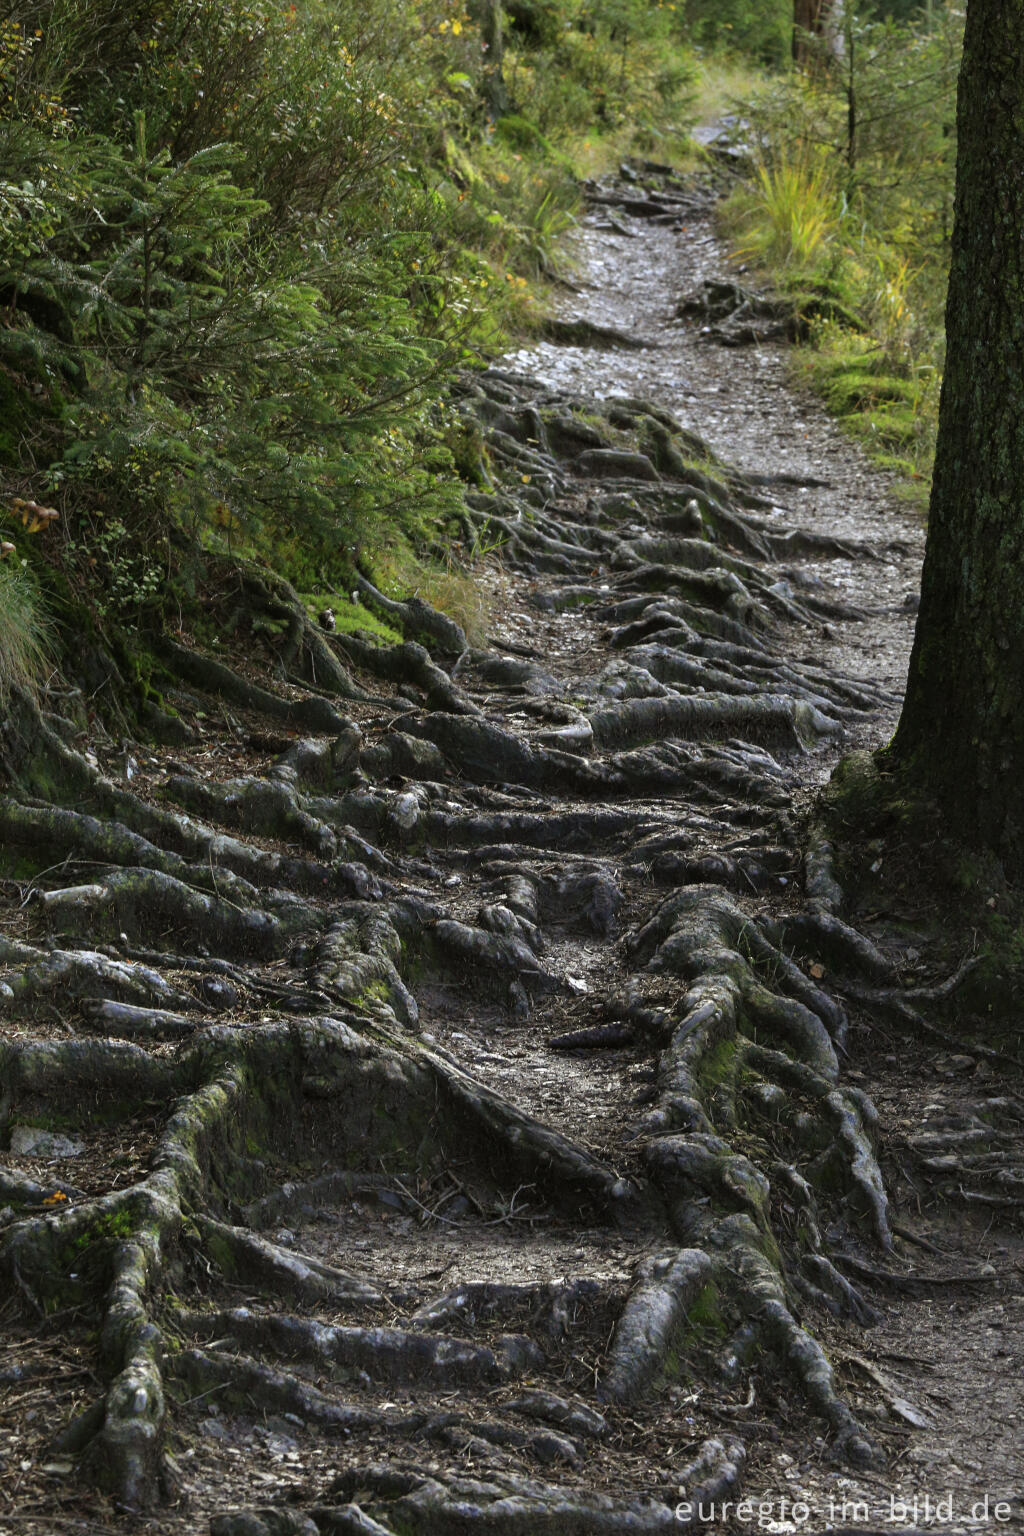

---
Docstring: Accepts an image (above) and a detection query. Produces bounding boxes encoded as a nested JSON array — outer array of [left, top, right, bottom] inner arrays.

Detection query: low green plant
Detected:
[[0, 0, 707, 673], [728, 147, 839, 271], [682, 0, 792, 66], [301, 591, 403, 646], [503, 0, 695, 145], [792, 320, 938, 492], [718, 7, 962, 498], [370, 543, 495, 648], [0, 560, 52, 702]]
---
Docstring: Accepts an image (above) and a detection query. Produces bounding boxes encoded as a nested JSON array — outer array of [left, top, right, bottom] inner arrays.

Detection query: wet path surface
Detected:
[[1, 170, 1021, 1536], [503, 188, 922, 749]]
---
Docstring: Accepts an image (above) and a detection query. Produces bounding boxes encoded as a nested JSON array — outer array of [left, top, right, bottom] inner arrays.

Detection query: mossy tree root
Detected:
[[0, 1014, 646, 1507]]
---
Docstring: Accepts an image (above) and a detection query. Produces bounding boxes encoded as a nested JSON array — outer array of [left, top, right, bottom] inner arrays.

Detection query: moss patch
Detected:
[[301, 592, 402, 646]]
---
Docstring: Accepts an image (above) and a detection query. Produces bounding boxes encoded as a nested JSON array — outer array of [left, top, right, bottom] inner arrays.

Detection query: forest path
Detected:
[[1, 167, 1022, 1536], [503, 178, 919, 752], [494, 169, 1023, 1530]]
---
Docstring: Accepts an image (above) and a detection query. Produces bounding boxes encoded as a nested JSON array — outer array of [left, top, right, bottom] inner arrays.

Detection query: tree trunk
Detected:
[[889, 0, 1024, 878], [469, 0, 508, 118], [793, 0, 832, 64]]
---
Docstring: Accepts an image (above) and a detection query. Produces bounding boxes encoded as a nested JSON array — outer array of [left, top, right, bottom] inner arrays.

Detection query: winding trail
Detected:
[[504, 176, 920, 749], [1, 167, 1021, 1536]]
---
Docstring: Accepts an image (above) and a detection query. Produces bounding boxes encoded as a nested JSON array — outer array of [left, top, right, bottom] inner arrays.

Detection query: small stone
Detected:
[[198, 976, 239, 1011], [391, 792, 420, 831], [264, 1417, 298, 1442]]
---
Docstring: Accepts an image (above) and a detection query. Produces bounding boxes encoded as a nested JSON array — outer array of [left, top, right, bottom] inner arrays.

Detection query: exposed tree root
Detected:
[[0, 358, 919, 1525], [162, 639, 353, 735]]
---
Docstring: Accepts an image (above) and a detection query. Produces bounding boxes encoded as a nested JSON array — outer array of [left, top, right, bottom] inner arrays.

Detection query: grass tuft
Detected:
[[0, 563, 52, 703], [727, 147, 838, 271]]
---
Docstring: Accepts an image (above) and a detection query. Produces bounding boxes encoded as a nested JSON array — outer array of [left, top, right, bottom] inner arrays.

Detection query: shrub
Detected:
[[728, 147, 838, 270]]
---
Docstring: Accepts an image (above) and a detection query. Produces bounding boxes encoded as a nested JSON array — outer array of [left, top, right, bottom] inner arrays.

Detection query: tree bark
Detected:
[[793, 0, 833, 64], [889, 0, 1024, 878], [469, 0, 508, 118]]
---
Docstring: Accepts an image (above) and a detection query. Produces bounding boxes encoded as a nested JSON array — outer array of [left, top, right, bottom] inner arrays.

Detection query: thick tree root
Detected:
[[0, 358, 917, 1523], [310, 1442, 746, 1534], [602, 1249, 712, 1402]]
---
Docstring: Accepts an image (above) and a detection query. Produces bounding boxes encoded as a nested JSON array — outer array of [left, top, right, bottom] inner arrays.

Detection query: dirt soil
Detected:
[[0, 168, 1021, 1536]]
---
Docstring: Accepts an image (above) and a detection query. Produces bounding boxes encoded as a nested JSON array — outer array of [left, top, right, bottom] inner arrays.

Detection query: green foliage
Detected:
[[792, 322, 938, 494], [0, 0, 505, 626], [728, 146, 838, 270], [0, 0, 703, 667], [720, 4, 962, 490], [682, 0, 792, 66], [503, 0, 695, 144]]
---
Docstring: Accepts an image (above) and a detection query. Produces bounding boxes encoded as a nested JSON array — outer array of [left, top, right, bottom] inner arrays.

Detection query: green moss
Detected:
[[15, 1087, 161, 1135], [301, 592, 402, 646], [349, 977, 393, 1014], [686, 1280, 727, 1335], [0, 852, 45, 879], [823, 748, 885, 824], [202, 1229, 237, 1277], [661, 1345, 682, 1380], [789, 322, 937, 485], [699, 1036, 738, 1090], [673, 1281, 730, 1366], [786, 287, 865, 334], [820, 368, 914, 412], [446, 419, 492, 488], [494, 113, 557, 159]]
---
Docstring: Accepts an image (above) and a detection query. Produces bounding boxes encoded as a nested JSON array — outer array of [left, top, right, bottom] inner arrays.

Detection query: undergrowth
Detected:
[[717, 4, 962, 502], [0, 0, 966, 704], [0, 0, 699, 700], [0, 560, 51, 702]]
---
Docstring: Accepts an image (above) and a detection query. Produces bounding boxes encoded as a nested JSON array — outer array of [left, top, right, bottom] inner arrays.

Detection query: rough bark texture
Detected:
[[890, 0, 1024, 877]]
